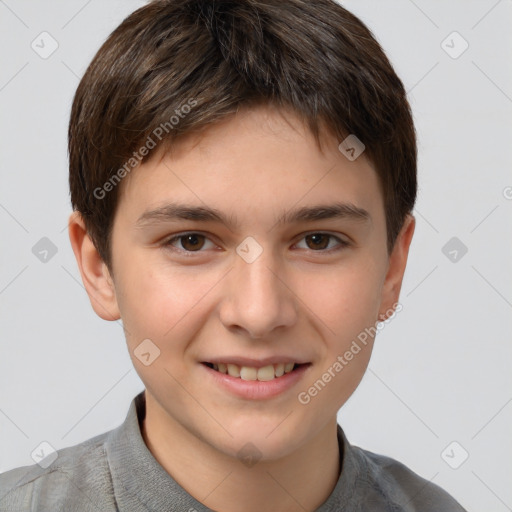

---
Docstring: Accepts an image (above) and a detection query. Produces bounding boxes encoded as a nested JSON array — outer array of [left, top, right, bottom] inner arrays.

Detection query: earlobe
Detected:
[[378, 214, 415, 321], [67, 211, 121, 321]]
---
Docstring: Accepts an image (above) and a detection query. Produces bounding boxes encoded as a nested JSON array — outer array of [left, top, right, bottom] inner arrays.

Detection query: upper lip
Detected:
[[202, 357, 310, 368]]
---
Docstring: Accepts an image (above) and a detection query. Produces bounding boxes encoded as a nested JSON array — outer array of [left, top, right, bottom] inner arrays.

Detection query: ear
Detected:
[[67, 211, 120, 321], [378, 214, 415, 321]]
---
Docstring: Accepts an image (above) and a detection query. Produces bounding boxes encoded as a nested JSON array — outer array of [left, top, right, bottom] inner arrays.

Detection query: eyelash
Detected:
[[162, 231, 350, 256]]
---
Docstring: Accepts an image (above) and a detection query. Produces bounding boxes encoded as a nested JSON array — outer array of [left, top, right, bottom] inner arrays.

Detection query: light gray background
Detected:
[[1, 1, 511, 510]]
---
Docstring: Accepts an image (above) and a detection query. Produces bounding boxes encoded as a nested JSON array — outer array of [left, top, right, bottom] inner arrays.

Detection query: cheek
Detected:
[[115, 256, 223, 348], [295, 263, 382, 412], [300, 257, 384, 341]]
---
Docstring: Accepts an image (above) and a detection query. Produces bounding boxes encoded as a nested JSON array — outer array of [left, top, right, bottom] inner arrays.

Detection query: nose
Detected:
[[218, 246, 298, 339]]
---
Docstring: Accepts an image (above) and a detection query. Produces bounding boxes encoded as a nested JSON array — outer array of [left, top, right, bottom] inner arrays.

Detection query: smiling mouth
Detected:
[[202, 362, 307, 381]]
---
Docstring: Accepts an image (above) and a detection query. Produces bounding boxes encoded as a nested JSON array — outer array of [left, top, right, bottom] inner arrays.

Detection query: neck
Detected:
[[141, 394, 341, 512]]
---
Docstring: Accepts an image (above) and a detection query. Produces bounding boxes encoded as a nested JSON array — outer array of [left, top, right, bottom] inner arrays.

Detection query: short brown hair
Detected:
[[69, 0, 417, 272]]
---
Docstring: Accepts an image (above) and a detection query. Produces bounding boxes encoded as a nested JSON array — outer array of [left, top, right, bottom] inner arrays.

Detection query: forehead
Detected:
[[115, 105, 383, 227]]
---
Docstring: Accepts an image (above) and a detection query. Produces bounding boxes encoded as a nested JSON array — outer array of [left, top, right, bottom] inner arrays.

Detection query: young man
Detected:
[[0, 0, 467, 510]]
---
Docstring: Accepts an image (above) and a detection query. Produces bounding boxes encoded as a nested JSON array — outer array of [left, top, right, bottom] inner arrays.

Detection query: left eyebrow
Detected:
[[134, 201, 371, 230], [276, 202, 371, 226]]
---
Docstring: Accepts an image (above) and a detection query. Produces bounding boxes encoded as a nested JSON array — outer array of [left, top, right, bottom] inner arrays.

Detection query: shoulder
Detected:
[[351, 444, 467, 511], [0, 431, 117, 512]]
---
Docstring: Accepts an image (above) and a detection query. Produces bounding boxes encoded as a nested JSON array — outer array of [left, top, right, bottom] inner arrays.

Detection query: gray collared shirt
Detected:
[[0, 391, 466, 511]]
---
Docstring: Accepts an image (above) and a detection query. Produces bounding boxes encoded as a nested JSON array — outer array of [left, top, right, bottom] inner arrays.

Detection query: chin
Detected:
[[221, 420, 306, 462]]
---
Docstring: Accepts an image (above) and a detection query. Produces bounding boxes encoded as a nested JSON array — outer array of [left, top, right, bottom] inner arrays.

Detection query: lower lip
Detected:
[[200, 363, 311, 400]]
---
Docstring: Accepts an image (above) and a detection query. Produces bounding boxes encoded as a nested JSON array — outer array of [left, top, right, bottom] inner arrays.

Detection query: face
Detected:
[[78, 105, 413, 461]]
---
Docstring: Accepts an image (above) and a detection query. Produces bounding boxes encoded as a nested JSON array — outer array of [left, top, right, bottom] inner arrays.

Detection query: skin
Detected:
[[69, 105, 415, 512]]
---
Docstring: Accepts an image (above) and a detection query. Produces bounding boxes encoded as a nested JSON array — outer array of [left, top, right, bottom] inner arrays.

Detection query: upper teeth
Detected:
[[212, 362, 296, 381]]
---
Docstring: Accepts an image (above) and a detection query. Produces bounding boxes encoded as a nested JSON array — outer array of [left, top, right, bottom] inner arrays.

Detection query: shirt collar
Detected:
[[105, 391, 362, 511]]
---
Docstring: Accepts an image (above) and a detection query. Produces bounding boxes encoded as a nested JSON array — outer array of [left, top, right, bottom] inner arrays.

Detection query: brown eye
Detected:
[[165, 233, 215, 252], [179, 234, 205, 251], [305, 233, 330, 250], [295, 233, 349, 252]]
